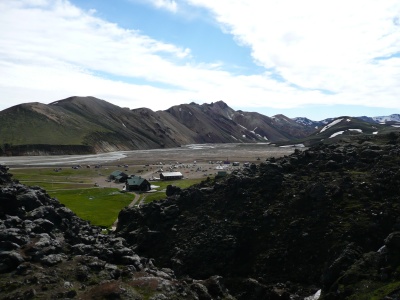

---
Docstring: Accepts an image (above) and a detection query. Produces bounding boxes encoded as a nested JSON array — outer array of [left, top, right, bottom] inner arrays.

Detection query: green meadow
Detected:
[[10, 167, 132, 228], [143, 178, 205, 204], [10, 167, 207, 228], [51, 188, 133, 227]]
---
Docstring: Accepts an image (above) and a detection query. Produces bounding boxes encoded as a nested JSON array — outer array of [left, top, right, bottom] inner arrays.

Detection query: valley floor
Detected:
[[0, 143, 296, 182]]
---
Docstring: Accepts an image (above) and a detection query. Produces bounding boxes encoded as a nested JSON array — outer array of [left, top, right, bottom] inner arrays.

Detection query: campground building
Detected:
[[160, 172, 183, 180], [124, 175, 151, 192], [109, 170, 128, 183]]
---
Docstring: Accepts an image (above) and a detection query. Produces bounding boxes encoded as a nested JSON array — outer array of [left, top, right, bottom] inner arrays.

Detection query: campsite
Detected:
[[4, 143, 295, 229]]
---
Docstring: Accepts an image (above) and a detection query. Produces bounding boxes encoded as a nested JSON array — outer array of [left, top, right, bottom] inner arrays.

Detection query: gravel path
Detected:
[[110, 193, 140, 231]]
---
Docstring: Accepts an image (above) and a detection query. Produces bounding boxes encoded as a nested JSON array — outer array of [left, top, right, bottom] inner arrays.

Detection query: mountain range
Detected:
[[0, 96, 399, 155]]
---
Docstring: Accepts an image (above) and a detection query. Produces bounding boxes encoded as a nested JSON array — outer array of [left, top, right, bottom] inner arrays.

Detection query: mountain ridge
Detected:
[[0, 96, 399, 155]]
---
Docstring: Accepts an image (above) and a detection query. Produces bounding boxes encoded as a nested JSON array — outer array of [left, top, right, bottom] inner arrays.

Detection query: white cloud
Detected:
[[0, 0, 400, 115], [150, 0, 178, 12], [184, 0, 400, 107]]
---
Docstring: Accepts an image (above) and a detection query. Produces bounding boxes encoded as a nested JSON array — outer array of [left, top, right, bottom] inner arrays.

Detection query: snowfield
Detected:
[[319, 119, 343, 133], [329, 131, 344, 138]]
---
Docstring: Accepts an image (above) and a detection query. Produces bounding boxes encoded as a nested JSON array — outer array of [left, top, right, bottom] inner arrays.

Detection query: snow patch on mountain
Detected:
[[293, 117, 315, 126], [250, 127, 258, 134], [329, 129, 363, 138], [329, 131, 344, 138], [372, 114, 400, 123], [320, 119, 343, 133]]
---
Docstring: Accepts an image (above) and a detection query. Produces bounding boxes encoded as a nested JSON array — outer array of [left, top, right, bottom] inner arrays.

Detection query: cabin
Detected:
[[125, 175, 151, 191], [160, 172, 183, 180], [216, 171, 227, 178], [109, 170, 128, 183]]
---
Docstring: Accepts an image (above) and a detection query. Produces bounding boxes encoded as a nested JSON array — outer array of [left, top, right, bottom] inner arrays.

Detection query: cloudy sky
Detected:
[[1, 0, 400, 120]]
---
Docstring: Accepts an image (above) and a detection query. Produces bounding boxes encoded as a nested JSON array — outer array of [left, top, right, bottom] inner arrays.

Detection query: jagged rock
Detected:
[[32, 218, 55, 233], [40, 254, 67, 266], [0, 165, 12, 184], [322, 243, 364, 288], [166, 185, 181, 196], [0, 251, 25, 273], [75, 265, 90, 281], [202, 275, 229, 299], [190, 282, 212, 300], [0, 228, 29, 245], [16, 191, 42, 212], [384, 232, 400, 249], [0, 241, 20, 251]]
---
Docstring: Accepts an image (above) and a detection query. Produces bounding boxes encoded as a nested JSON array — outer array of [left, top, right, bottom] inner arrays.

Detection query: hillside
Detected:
[[164, 101, 301, 143], [279, 116, 389, 147], [0, 96, 398, 155], [115, 132, 400, 299], [0, 97, 315, 155], [0, 97, 172, 154]]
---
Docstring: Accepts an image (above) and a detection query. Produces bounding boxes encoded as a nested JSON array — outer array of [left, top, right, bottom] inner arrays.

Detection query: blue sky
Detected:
[[1, 0, 400, 120]]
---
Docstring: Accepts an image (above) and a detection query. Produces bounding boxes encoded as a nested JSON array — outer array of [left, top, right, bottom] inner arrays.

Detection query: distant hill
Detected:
[[166, 101, 314, 143], [0, 97, 315, 155], [0, 96, 399, 155], [294, 114, 400, 127], [372, 114, 400, 123], [280, 116, 394, 147], [0, 97, 189, 155]]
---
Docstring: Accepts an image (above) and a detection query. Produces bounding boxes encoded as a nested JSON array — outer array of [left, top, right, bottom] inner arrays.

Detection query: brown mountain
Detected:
[[0, 96, 315, 155]]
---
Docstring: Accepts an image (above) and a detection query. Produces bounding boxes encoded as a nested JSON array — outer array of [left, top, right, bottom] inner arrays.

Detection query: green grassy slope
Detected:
[[0, 102, 109, 146]]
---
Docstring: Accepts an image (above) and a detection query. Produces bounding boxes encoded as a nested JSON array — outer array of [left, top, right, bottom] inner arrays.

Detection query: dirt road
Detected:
[[110, 193, 141, 231]]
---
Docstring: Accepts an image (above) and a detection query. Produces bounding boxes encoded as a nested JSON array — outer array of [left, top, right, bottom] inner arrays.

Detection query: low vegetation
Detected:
[[143, 178, 206, 204], [10, 167, 206, 227], [51, 188, 133, 227], [10, 167, 131, 227]]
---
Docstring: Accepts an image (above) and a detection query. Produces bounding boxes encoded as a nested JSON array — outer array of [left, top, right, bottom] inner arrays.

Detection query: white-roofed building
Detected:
[[160, 172, 183, 180]]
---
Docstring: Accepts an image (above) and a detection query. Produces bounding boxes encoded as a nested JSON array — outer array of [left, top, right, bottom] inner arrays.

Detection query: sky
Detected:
[[1, 0, 400, 120]]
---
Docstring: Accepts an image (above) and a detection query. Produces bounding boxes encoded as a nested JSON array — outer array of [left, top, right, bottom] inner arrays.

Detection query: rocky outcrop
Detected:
[[116, 133, 400, 299], [0, 165, 236, 299]]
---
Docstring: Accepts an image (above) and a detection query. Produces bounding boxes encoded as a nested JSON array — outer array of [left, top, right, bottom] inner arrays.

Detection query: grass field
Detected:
[[143, 178, 205, 204], [10, 167, 207, 228], [51, 188, 133, 228], [10, 167, 132, 228], [11, 167, 99, 186]]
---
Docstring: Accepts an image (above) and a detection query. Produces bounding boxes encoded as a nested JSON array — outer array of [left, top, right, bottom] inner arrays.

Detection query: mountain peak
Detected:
[[213, 100, 228, 108]]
